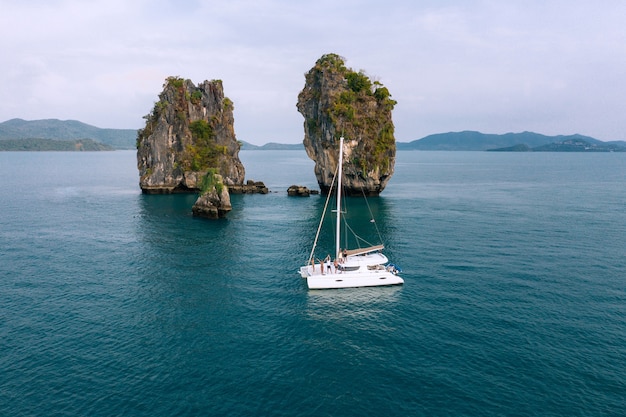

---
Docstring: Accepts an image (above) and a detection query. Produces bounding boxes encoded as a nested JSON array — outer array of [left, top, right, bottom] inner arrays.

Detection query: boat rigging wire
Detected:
[[361, 186, 385, 244], [306, 162, 339, 265]]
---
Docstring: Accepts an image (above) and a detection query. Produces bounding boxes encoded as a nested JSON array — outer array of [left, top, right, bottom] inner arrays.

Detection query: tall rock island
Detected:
[[137, 76, 245, 193], [297, 53, 398, 196], [136, 77, 246, 218]]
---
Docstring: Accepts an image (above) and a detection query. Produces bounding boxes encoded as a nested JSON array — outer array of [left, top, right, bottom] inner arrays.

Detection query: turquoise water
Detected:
[[1, 150, 625, 416]]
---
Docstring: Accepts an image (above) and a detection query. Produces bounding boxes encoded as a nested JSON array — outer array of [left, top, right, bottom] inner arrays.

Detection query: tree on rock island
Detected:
[[297, 53, 398, 196]]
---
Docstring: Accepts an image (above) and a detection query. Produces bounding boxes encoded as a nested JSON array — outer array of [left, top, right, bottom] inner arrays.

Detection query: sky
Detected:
[[2, 0, 625, 145]]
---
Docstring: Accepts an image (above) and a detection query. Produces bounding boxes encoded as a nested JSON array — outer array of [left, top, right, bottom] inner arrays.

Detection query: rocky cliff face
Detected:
[[137, 77, 245, 194], [296, 54, 398, 196]]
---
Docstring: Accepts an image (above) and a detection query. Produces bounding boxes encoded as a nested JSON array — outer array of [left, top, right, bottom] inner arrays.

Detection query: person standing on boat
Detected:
[[336, 248, 344, 265], [325, 255, 332, 274]]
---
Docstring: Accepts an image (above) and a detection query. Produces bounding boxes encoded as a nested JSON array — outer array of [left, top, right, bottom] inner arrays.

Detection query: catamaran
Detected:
[[298, 137, 404, 289]]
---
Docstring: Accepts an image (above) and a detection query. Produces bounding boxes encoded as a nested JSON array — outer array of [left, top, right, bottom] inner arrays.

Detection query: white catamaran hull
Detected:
[[303, 269, 404, 289]]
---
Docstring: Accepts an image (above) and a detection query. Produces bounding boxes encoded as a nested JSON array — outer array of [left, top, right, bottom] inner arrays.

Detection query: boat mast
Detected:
[[335, 136, 344, 258]]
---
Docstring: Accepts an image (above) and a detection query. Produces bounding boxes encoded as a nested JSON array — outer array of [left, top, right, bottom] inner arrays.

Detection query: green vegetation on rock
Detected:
[[200, 168, 224, 195], [186, 120, 227, 171]]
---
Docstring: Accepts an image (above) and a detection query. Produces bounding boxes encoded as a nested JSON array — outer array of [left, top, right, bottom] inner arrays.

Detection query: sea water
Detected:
[[1, 150, 624, 416]]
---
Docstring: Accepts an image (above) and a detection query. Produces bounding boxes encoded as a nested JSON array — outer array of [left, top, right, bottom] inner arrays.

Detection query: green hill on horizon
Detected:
[[0, 118, 137, 149], [0, 138, 114, 151], [396, 131, 610, 151]]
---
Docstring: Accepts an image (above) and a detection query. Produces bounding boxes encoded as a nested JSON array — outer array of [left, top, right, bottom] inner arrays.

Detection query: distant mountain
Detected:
[[0, 138, 114, 151], [239, 140, 304, 150], [396, 131, 606, 151], [0, 118, 137, 149], [487, 137, 625, 152]]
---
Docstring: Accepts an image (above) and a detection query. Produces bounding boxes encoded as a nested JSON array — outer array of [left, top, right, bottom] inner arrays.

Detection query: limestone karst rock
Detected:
[[296, 53, 398, 196], [137, 77, 245, 194]]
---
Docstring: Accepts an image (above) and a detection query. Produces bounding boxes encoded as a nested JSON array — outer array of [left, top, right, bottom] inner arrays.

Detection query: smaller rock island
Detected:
[[191, 172, 232, 219]]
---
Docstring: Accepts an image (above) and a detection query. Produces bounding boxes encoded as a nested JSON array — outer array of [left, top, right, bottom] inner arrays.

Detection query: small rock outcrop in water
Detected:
[[137, 76, 245, 194], [191, 172, 231, 219], [287, 185, 318, 196], [296, 53, 398, 196], [229, 180, 269, 194]]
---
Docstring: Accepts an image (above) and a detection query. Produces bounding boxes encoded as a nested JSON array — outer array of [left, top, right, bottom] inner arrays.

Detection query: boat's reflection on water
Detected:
[[305, 285, 403, 321]]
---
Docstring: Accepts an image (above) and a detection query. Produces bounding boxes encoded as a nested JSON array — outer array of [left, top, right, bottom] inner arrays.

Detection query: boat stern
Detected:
[[298, 265, 310, 278]]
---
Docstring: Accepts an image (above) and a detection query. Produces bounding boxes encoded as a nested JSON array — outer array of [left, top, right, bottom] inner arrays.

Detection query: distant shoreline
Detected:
[[0, 138, 114, 151], [2, 119, 625, 151]]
